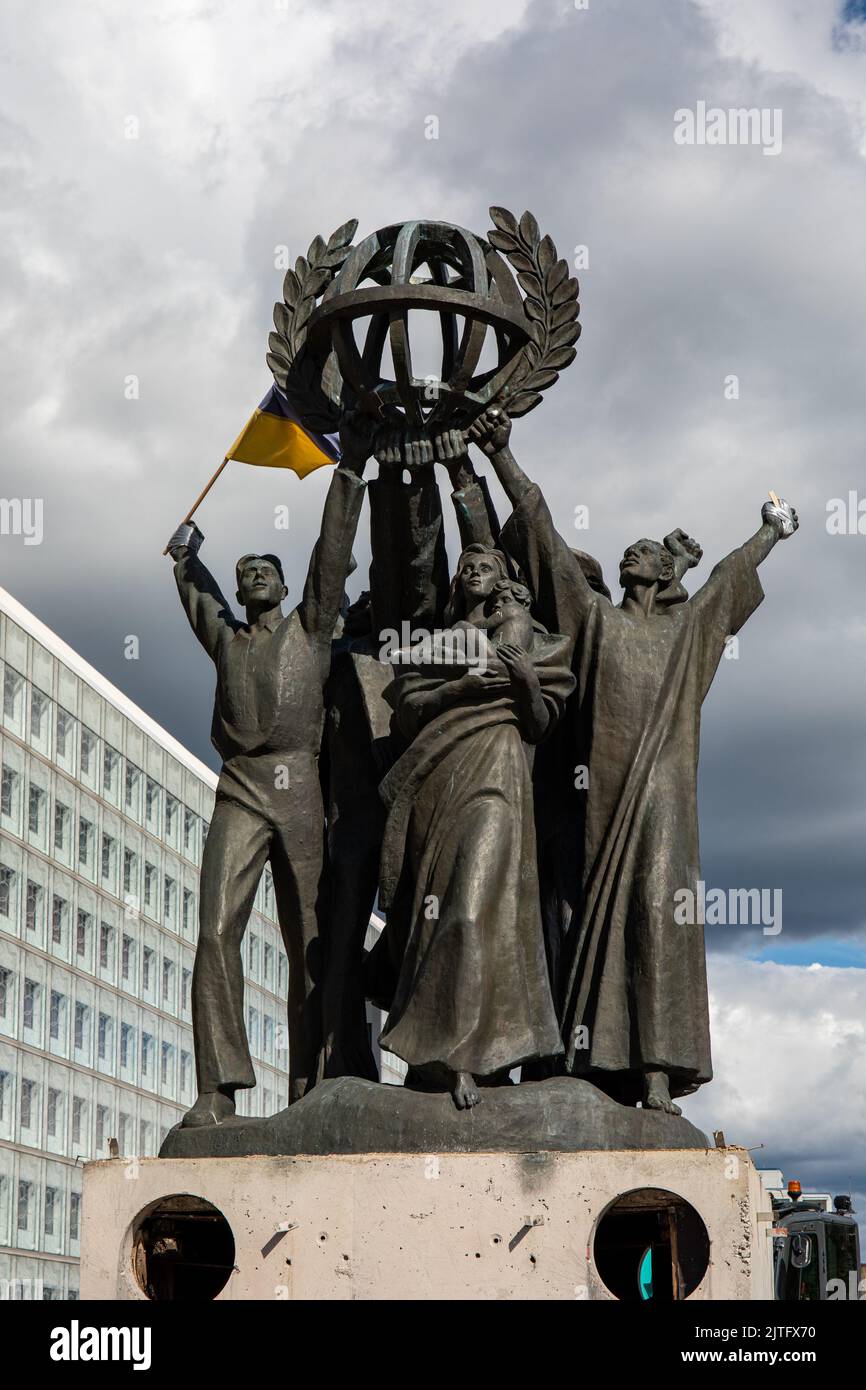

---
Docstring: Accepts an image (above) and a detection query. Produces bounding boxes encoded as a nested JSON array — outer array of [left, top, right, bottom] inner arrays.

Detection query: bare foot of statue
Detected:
[[180, 1090, 236, 1128], [452, 1071, 482, 1110], [643, 1071, 682, 1116]]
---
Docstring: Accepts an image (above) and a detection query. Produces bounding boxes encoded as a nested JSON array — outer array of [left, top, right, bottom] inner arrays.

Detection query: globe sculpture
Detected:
[[267, 208, 581, 436]]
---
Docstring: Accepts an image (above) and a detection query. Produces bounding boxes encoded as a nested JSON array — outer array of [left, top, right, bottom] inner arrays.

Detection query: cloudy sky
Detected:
[[1, 0, 864, 1238]]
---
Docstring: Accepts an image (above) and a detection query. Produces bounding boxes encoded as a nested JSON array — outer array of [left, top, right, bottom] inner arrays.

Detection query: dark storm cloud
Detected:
[[0, 0, 863, 1194], [2, 0, 863, 949]]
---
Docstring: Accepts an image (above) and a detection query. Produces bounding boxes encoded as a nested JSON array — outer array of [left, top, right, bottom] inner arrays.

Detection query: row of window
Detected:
[[0, 973, 192, 1097], [5, 1175, 81, 1243], [0, 853, 196, 940], [0, 864, 288, 998], [1, 900, 194, 1002], [2, 663, 215, 858], [0, 857, 287, 995], [0, 1263, 78, 1300], [1, 1052, 284, 1156], [1, 752, 280, 934], [0, 769, 205, 931], [1, 976, 192, 1066], [0, 1065, 192, 1145], [1, 1138, 86, 1276], [0, 958, 287, 1074]]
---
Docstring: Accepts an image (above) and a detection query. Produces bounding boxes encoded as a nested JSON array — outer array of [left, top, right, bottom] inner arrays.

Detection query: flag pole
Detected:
[[162, 457, 229, 555]]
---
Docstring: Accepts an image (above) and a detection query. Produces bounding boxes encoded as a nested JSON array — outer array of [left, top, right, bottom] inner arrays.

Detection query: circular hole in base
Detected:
[[593, 1187, 709, 1301], [132, 1194, 235, 1301]]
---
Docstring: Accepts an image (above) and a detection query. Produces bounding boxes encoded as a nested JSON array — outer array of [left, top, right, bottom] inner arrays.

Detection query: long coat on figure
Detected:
[[501, 483, 765, 1103]]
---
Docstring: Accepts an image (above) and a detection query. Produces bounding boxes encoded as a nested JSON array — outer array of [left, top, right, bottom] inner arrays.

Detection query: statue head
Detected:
[[619, 539, 675, 596], [485, 578, 535, 649], [235, 553, 288, 616], [445, 544, 511, 624]]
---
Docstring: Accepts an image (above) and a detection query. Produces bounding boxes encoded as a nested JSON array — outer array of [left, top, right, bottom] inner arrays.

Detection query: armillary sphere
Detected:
[[307, 220, 529, 429], [267, 208, 581, 436]]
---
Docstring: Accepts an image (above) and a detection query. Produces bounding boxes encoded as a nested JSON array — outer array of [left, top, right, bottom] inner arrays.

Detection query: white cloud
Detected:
[[685, 956, 866, 1240], [697, 0, 866, 148]]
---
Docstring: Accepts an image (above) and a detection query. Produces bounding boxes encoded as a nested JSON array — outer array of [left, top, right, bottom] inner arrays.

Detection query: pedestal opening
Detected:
[[131, 1194, 235, 1301], [593, 1187, 710, 1301]]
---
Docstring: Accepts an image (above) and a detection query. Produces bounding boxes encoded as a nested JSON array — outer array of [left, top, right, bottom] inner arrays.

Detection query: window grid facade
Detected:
[[0, 596, 290, 1301]]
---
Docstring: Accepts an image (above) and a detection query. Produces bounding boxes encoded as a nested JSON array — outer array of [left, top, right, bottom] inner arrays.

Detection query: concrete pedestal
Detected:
[[81, 1146, 775, 1301]]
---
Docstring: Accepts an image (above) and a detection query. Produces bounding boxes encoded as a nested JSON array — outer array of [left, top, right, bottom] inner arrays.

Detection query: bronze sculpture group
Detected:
[[165, 211, 798, 1131]]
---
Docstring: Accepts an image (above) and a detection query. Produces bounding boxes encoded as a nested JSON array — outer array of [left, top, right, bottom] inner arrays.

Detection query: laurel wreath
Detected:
[[266, 209, 580, 430], [267, 218, 359, 433], [486, 206, 581, 418]]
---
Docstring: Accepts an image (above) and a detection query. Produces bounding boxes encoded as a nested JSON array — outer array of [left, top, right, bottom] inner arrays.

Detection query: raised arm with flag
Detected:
[[162, 384, 342, 554], [163, 411, 374, 1127]]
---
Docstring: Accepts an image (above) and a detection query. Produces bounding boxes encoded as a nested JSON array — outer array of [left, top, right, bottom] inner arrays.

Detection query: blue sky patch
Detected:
[[747, 937, 866, 969]]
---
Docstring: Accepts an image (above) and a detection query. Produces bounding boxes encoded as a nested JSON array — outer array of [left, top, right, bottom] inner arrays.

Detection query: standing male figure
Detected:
[[470, 407, 798, 1114], [465, 410, 700, 1033], [165, 416, 372, 1126]]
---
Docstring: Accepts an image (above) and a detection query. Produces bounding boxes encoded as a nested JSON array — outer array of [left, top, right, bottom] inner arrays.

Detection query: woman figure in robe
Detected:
[[371, 544, 575, 1109]]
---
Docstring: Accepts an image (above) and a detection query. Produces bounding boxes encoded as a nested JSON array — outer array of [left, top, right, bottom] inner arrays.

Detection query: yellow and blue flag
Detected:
[[227, 384, 340, 479]]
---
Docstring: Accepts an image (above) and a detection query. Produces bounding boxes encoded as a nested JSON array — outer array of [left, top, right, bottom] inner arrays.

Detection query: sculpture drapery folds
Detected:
[[164, 210, 798, 1134]]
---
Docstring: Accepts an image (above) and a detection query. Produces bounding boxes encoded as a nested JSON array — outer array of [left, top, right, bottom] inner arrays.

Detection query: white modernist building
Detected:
[[0, 585, 297, 1299]]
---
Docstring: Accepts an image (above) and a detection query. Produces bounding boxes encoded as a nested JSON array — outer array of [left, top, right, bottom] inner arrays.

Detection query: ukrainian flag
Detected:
[[227, 384, 340, 479]]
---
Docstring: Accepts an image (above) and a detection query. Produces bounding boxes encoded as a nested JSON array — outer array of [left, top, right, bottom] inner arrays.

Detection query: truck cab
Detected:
[[768, 1179, 861, 1301]]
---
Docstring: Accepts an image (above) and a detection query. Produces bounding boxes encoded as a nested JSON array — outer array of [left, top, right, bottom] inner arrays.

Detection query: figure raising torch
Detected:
[[470, 406, 798, 1114]]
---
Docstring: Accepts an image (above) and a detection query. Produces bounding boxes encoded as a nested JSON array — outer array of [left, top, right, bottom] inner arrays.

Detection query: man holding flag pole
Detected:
[[164, 399, 373, 1127]]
